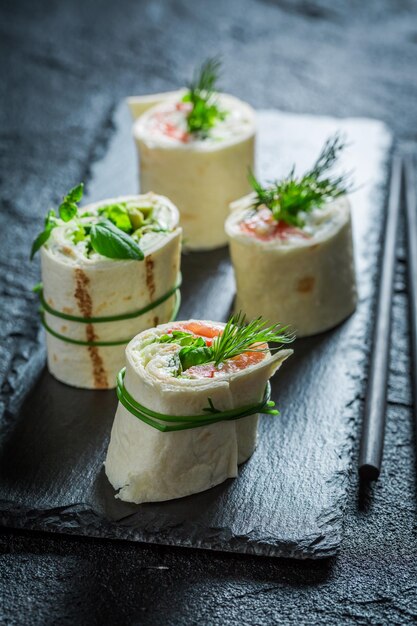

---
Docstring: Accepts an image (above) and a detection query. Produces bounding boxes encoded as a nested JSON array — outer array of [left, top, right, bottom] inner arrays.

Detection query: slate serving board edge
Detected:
[[0, 500, 339, 560], [0, 104, 393, 560]]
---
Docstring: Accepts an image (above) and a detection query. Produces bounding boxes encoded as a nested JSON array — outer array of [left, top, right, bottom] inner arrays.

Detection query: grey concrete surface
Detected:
[[1, 0, 417, 624]]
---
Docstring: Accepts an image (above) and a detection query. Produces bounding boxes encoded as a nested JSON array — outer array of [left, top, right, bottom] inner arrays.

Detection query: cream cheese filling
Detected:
[[227, 194, 350, 248], [133, 91, 255, 150]]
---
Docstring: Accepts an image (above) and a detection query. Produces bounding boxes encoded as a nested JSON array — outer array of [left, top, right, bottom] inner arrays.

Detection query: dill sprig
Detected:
[[189, 57, 221, 94], [249, 134, 351, 227], [157, 313, 294, 372], [210, 312, 294, 366], [182, 58, 226, 136]]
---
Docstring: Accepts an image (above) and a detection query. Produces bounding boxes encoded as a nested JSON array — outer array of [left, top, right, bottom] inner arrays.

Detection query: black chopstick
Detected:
[[359, 153, 402, 481], [404, 151, 417, 434]]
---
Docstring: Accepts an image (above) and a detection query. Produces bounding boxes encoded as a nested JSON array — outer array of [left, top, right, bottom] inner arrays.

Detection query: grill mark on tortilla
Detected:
[[86, 325, 109, 388], [74, 269, 93, 318], [145, 256, 156, 300], [74, 268, 109, 388], [297, 276, 315, 293], [62, 246, 76, 258], [153, 316, 159, 327]]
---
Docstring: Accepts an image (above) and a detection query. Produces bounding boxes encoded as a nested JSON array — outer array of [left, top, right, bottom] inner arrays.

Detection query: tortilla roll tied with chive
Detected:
[[225, 136, 357, 337], [105, 318, 293, 503], [129, 60, 255, 251], [40, 193, 181, 389]]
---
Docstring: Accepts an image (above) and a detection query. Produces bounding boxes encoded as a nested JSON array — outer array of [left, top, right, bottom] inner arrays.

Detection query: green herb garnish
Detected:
[[30, 210, 58, 260], [30, 184, 84, 259], [29, 188, 164, 261], [58, 183, 84, 222], [249, 134, 351, 227], [210, 313, 294, 366], [182, 58, 226, 136], [97, 202, 163, 239], [90, 220, 144, 261], [156, 313, 294, 373]]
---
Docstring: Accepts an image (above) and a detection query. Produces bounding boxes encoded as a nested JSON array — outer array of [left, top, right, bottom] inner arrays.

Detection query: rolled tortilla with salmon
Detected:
[[129, 60, 255, 250], [35, 190, 181, 389], [105, 316, 293, 503], [225, 135, 357, 337]]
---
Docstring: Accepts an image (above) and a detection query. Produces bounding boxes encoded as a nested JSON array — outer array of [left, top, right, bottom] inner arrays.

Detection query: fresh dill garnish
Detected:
[[156, 313, 294, 372], [210, 312, 294, 366], [248, 134, 351, 227], [182, 58, 227, 136]]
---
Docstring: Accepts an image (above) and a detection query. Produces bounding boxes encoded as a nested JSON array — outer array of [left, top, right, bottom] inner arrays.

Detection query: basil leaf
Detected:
[[30, 228, 53, 260], [31, 184, 84, 260], [66, 183, 84, 203], [179, 346, 213, 371], [59, 201, 78, 222], [59, 183, 84, 221], [90, 220, 144, 260], [30, 210, 57, 260], [44, 209, 56, 227]]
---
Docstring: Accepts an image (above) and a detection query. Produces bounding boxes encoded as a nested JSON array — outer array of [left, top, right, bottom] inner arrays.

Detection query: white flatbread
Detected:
[[41, 193, 182, 389], [129, 90, 256, 250], [105, 321, 292, 503], [225, 195, 357, 337]]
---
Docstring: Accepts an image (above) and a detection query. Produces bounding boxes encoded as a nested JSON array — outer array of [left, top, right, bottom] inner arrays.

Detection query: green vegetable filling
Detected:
[[97, 202, 164, 241], [31, 184, 167, 262]]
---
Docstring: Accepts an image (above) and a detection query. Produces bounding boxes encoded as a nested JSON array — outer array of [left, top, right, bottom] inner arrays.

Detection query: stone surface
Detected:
[[1, 0, 417, 624], [0, 106, 391, 560]]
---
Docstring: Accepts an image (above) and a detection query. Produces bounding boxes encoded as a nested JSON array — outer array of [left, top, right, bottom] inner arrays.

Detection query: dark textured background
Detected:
[[1, 0, 416, 624]]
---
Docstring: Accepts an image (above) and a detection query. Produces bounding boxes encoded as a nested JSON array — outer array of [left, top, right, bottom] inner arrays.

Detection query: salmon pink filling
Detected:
[[167, 321, 223, 347], [240, 207, 310, 241], [151, 105, 191, 143], [186, 350, 266, 378]]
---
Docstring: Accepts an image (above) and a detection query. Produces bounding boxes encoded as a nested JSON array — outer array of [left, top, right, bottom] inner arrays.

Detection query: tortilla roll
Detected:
[[130, 90, 255, 250], [127, 91, 180, 120], [226, 195, 357, 337], [105, 320, 292, 503], [41, 193, 181, 389]]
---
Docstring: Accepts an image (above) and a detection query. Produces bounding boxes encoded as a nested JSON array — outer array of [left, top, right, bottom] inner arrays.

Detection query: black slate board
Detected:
[[0, 104, 392, 559]]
